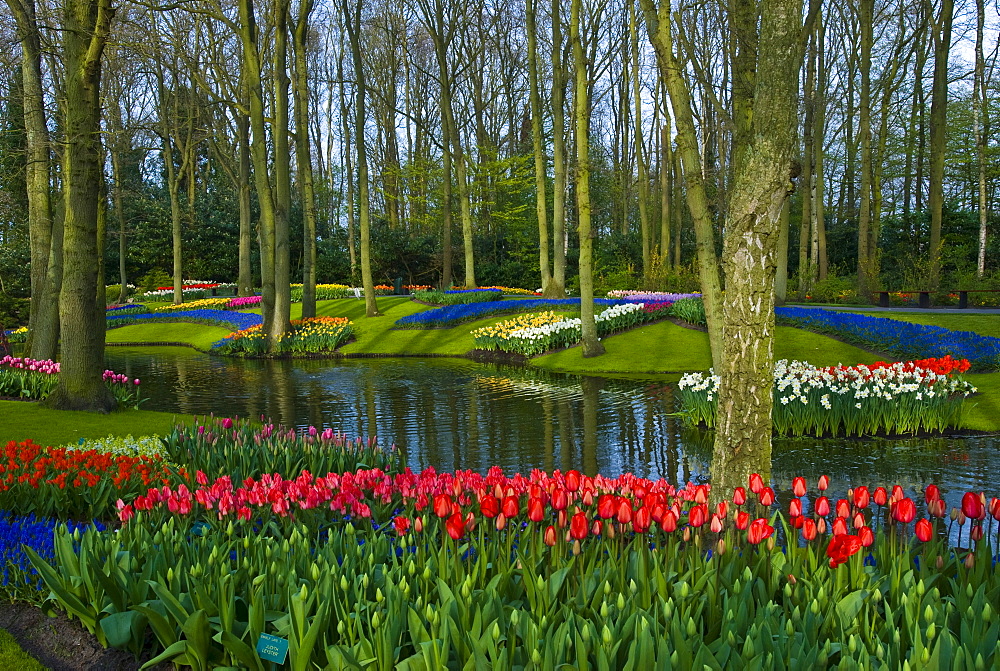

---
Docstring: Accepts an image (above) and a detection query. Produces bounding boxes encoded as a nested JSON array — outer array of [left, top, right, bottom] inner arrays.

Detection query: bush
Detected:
[[0, 295, 29, 328], [805, 275, 864, 304], [137, 269, 172, 294]]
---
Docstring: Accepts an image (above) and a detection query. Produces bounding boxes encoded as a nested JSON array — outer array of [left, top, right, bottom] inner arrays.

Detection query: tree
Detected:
[[44, 0, 116, 412], [570, 0, 603, 358], [927, 0, 954, 289], [6, 0, 60, 360], [292, 0, 318, 319]]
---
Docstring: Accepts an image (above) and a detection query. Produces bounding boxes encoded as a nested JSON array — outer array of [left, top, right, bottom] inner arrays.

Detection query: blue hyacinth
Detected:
[[107, 309, 263, 332], [0, 512, 104, 591]]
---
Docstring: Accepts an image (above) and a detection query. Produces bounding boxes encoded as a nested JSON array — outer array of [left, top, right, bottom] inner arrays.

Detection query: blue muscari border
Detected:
[[0, 512, 104, 591], [775, 306, 1000, 372], [106, 309, 263, 332], [395, 298, 627, 328]]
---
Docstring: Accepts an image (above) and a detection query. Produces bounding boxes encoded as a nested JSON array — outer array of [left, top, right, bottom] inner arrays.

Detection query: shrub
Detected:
[[0, 295, 29, 329]]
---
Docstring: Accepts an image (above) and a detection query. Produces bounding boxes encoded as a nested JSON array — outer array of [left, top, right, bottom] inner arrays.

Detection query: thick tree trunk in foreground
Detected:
[[572, 0, 603, 358], [7, 0, 60, 360], [293, 2, 317, 319], [526, 0, 551, 295], [710, 0, 803, 498], [548, 0, 567, 297], [45, 0, 116, 413]]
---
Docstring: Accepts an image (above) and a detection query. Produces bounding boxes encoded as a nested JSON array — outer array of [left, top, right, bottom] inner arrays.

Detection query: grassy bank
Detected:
[[0, 400, 197, 447], [106, 322, 232, 351]]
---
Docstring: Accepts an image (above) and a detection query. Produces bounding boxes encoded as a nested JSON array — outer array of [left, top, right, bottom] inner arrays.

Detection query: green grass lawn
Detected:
[[0, 400, 196, 447], [106, 322, 232, 351]]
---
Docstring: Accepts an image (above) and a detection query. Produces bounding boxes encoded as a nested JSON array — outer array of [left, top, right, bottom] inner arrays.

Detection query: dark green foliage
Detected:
[[0, 294, 30, 327]]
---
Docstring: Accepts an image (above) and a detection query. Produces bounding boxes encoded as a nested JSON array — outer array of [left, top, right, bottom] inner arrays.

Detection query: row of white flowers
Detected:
[[678, 359, 976, 437], [473, 303, 650, 357]]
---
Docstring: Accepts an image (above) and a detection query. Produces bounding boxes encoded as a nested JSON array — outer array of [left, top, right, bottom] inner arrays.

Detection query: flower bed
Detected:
[[152, 295, 262, 312], [454, 285, 541, 295], [396, 297, 628, 328], [15, 417, 999, 669], [607, 290, 701, 302], [0, 356, 143, 408], [213, 316, 353, 356], [678, 357, 976, 436], [776, 306, 1000, 372], [3, 326, 28, 344], [104, 304, 150, 316], [412, 288, 504, 305], [290, 284, 352, 301], [472, 302, 673, 356], [0, 513, 103, 602], [106, 309, 263, 333]]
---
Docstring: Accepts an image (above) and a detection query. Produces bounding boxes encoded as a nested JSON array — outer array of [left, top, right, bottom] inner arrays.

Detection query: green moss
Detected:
[[0, 629, 48, 670], [106, 322, 232, 351], [0, 400, 196, 447]]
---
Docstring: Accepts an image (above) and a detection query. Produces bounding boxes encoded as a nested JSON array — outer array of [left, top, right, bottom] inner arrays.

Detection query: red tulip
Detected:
[[716, 501, 728, 519], [790, 515, 805, 529], [891, 485, 904, 503], [527, 496, 545, 522], [962, 492, 985, 520], [873, 487, 888, 506], [826, 534, 862, 568], [495, 513, 507, 531], [694, 486, 709, 505], [789, 499, 803, 517], [551, 488, 568, 511], [479, 495, 500, 519], [792, 477, 807, 498], [816, 496, 831, 517], [570, 512, 589, 540], [832, 517, 848, 536], [565, 470, 581, 492], [858, 526, 874, 547], [500, 496, 521, 520], [928, 498, 946, 518], [853, 513, 866, 529], [915, 518, 933, 542], [591, 519, 603, 536], [733, 487, 747, 506], [414, 517, 424, 533], [836, 499, 851, 519], [557, 509, 567, 529], [892, 498, 916, 524], [990, 498, 1000, 522], [543, 525, 557, 546], [746, 518, 775, 545], [661, 510, 678, 533], [688, 504, 707, 528], [433, 493, 454, 518], [924, 484, 941, 504], [853, 487, 870, 510], [971, 525, 984, 542], [446, 512, 465, 539], [634, 506, 652, 533], [710, 514, 724, 534], [749, 473, 764, 494], [759, 487, 776, 507], [735, 510, 750, 530], [616, 499, 634, 525], [818, 475, 830, 491], [801, 518, 817, 541], [597, 494, 616, 519], [392, 516, 411, 535]]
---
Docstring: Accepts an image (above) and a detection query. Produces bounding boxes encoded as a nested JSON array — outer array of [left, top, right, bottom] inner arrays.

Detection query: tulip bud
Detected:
[[965, 553, 976, 570], [936, 555, 944, 569], [572, 540, 581, 556], [971, 525, 984, 542], [787, 573, 797, 585], [716, 539, 726, 556]]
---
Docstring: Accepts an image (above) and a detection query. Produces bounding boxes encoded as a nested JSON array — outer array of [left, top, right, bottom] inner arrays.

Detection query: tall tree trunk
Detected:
[[775, 198, 790, 304], [857, 0, 874, 299], [238, 0, 277, 333], [440, 111, 454, 288], [927, 0, 953, 290], [571, 0, 603, 358], [292, 0, 317, 319], [236, 112, 253, 297], [974, 0, 988, 278], [641, 0, 724, 365], [342, 0, 379, 317], [7, 0, 59, 359], [630, 0, 651, 280], [813, 16, 827, 280], [711, 0, 803, 499], [526, 0, 552, 295], [109, 138, 127, 303], [660, 122, 671, 264], [270, 0, 293, 342], [550, 0, 567, 295], [337, 66, 358, 278], [799, 27, 814, 294], [45, 0, 116, 413]]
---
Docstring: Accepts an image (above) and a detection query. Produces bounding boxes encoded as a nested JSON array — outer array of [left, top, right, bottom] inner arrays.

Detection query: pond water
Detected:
[[106, 347, 999, 509]]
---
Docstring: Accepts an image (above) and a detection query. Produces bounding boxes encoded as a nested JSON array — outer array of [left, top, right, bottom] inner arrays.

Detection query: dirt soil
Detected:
[[0, 603, 167, 671]]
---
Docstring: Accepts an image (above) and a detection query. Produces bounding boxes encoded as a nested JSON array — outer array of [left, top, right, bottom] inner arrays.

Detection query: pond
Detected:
[[106, 347, 998, 509]]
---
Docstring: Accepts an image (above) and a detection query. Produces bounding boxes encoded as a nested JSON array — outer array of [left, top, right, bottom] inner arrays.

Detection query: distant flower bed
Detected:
[[678, 357, 976, 436], [607, 290, 701, 302], [454, 285, 541, 296], [214, 316, 353, 356], [142, 281, 234, 301], [63, 435, 166, 460], [3, 326, 28, 344], [105, 304, 150, 316], [472, 302, 673, 356], [152, 295, 262, 312], [106, 308, 262, 333], [397, 298, 628, 328], [776, 306, 1000, 372], [413, 288, 503, 306], [291, 284, 352, 301], [0, 356, 143, 408]]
